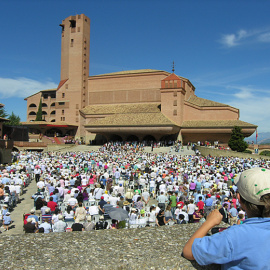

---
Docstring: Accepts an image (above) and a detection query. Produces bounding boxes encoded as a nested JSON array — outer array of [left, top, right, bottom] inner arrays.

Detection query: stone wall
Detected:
[[0, 224, 220, 270]]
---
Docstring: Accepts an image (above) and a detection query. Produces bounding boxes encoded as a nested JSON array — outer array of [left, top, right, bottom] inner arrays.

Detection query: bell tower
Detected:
[[56, 14, 90, 137]]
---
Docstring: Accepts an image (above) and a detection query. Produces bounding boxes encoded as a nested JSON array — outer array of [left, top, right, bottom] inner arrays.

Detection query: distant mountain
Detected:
[[245, 132, 270, 145]]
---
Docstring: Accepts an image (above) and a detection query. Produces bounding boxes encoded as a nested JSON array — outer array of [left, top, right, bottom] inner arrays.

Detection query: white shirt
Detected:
[[68, 197, 78, 206], [109, 196, 119, 206]]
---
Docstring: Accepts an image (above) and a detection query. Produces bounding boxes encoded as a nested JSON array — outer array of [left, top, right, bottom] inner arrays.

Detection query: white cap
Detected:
[[234, 167, 270, 205]]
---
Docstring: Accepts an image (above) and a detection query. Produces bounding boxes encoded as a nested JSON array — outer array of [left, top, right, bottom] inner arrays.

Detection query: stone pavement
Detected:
[[0, 225, 220, 270]]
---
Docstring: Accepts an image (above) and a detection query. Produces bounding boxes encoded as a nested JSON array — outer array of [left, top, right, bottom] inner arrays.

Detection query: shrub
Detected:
[[243, 149, 252, 154], [259, 150, 270, 156]]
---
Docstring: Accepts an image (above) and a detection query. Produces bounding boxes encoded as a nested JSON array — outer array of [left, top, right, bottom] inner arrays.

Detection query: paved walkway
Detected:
[[51, 144, 195, 156], [2, 178, 37, 235]]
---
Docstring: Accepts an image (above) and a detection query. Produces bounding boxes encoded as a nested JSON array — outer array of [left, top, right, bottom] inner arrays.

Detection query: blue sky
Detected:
[[1, 0, 270, 136]]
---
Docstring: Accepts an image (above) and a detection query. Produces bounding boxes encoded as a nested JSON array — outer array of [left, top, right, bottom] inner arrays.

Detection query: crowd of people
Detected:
[[0, 141, 269, 234]]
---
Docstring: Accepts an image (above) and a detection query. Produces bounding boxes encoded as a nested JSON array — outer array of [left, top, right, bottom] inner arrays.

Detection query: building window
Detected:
[[173, 110, 177, 116], [174, 81, 177, 88], [70, 20, 76, 28], [76, 111, 79, 116], [59, 102, 65, 106], [76, 104, 79, 109], [65, 84, 68, 89], [43, 94, 48, 99], [62, 110, 64, 115], [62, 93, 65, 98], [165, 81, 168, 88], [51, 94, 56, 99], [29, 103, 37, 108], [77, 27, 80, 32], [76, 117, 79, 122], [61, 117, 65, 121], [70, 39, 74, 47], [173, 91, 177, 97], [169, 81, 173, 88], [173, 100, 177, 106]]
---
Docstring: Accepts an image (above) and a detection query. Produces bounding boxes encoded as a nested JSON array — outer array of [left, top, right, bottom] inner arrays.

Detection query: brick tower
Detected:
[[57, 14, 90, 137]]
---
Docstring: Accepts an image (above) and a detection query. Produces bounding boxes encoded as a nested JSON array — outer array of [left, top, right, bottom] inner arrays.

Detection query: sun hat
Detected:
[[234, 167, 270, 205]]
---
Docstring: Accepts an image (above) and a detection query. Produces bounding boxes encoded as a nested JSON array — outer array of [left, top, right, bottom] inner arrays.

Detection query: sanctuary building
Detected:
[[24, 14, 256, 144]]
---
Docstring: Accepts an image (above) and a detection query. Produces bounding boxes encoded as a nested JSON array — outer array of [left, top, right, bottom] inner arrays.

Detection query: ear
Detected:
[[237, 193, 246, 210]]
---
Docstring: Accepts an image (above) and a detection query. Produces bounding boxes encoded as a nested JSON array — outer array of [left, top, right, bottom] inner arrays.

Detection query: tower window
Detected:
[[173, 110, 177, 116], [69, 20, 76, 28], [173, 100, 177, 106], [62, 93, 65, 98]]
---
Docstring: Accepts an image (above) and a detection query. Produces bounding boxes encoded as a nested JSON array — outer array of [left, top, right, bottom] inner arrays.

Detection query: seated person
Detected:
[[71, 219, 84, 231], [42, 208, 52, 224], [24, 218, 37, 233], [64, 205, 75, 221], [83, 216, 95, 231], [38, 218, 52, 233], [95, 215, 108, 230]]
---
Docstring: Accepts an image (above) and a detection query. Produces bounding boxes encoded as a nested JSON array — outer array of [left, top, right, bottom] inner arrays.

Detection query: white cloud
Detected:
[[219, 28, 270, 48], [0, 77, 57, 98], [258, 32, 270, 42], [220, 30, 248, 47], [226, 85, 270, 132]]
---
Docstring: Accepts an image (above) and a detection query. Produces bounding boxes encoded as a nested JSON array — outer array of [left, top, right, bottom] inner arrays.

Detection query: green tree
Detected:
[[35, 98, 43, 121], [5, 112, 21, 126], [228, 126, 248, 152], [0, 107, 8, 118]]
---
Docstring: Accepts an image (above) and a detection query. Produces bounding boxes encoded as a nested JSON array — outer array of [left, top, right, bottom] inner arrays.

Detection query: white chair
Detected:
[[92, 214, 100, 223]]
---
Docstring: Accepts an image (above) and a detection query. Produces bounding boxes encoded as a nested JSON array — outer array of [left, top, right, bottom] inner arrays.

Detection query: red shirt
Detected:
[[197, 201, 204, 211], [47, 201, 57, 212]]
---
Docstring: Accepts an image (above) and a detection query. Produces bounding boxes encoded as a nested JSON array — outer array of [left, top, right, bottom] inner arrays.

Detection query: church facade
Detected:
[[24, 14, 256, 144]]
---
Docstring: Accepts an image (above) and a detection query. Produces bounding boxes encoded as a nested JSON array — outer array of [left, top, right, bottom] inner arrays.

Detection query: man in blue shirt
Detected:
[[183, 167, 270, 269], [229, 204, 238, 225]]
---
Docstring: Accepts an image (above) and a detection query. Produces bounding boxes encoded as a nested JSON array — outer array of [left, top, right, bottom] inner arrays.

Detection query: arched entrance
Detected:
[[126, 135, 139, 142], [160, 134, 178, 146], [142, 135, 156, 146], [94, 134, 107, 145], [110, 134, 123, 142]]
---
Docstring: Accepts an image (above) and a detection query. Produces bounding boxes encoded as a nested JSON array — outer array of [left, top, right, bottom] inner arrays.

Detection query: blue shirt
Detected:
[[3, 215, 12, 225], [205, 198, 213, 206], [192, 218, 270, 269], [229, 207, 238, 217], [51, 194, 58, 203]]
